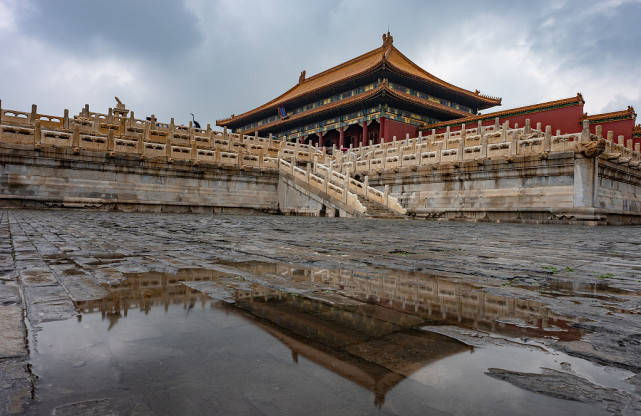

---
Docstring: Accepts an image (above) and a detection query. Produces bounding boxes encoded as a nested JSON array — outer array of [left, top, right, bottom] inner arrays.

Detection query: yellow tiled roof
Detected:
[[217, 35, 500, 127]]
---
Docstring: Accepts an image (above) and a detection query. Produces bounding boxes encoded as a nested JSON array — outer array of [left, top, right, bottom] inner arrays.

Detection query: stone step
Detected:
[[357, 195, 405, 219]]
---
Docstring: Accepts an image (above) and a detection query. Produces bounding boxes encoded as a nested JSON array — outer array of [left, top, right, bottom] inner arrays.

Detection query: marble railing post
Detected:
[[510, 122, 519, 156], [480, 129, 488, 159], [63, 109, 69, 129], [325, 166, 331, 194], [543, 126, 552, 152], [107, 129, 114, 152], [501, 121, 508, 142], [457, 136, 464, 162], [343, 167, 350, 203], [364, 176, 369, 197], [606, 131, 613, 142], [92, 113, 100, 134], [384, 185, 389, 206], [72, 124, 80, 150], [168, 118, 175, 145], [461, 124, 466, 141], [29, 104, 37, 125], [494, 117, 500, 129], [595, 125, 603, 140], [536, 122, 542, 132], [306, 163, 311, 182], [436, 141, 443, 163], [34, 121, 41, 147], [430, 129, 436, 145], [138, 133, 145, 156], [190, 139, 197, 161], [580, 120, 591, 143], [477, 120, 483, 136], [525, 119, 531, 135]]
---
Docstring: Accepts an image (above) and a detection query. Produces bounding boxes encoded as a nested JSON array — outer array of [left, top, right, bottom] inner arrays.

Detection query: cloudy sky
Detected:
[[1, 0, 639, 127]]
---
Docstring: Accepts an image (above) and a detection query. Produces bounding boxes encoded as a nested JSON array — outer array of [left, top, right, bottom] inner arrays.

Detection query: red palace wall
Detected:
[[380, 117, 418, 142], [589, 119, 635, 145], [433, 104, 584, 136]]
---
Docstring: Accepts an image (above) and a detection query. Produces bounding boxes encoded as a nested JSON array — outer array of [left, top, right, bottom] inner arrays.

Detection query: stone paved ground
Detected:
[[1, 209, 641, 414]]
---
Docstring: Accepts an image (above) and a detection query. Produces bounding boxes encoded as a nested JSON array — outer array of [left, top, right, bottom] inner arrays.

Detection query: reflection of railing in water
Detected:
[[221, 261, 584, 341]]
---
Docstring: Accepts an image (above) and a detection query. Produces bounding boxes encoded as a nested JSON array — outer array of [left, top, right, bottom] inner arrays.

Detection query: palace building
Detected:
[[216, 32, 501, 148]]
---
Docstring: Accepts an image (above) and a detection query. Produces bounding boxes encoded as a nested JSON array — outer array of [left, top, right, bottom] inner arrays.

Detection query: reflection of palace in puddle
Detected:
[[74, 262, 583, 406], [74, 268, 472, 406], [74, 271, 220, 329]]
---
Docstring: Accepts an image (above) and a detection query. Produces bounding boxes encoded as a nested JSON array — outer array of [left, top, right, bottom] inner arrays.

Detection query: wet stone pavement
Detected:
[[1, 210, 641, 415]]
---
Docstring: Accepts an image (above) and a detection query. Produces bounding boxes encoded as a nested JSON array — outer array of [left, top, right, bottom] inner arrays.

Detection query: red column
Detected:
[[339, 126, 344, 149], [362, 121, 368, 147], [379, 117, 385, 143]]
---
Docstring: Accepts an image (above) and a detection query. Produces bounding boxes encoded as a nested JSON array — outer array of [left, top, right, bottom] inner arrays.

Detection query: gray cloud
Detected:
[[19, 0, 203, 59], [1, 0, 638, 128]]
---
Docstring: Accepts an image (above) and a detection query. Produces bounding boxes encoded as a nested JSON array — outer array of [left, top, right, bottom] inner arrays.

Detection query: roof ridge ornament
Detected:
[[299, 70, 306, 84], [382, 31, 393, 48]]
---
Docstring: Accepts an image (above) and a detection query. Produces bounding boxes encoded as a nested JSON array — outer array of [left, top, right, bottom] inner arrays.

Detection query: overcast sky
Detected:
[[1, 0, 639, 128]]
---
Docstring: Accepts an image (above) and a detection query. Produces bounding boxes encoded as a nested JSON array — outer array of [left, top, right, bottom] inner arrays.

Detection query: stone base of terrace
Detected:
[[367, 151, 641, 225], [0, 142, 280, 215]]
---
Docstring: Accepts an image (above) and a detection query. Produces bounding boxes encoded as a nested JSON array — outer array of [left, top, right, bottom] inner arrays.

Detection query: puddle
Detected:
[[213, 261, 586, 342], [534, 280, 641, 302], [28, 263, 634, 415]]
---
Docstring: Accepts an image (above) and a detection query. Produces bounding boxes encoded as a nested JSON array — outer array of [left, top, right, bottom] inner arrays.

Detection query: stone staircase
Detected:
[[279, 160, 407, 218], [357, 196, 405, 219]]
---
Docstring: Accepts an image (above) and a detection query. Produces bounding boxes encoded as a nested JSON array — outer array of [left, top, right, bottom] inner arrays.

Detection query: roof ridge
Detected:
[[583, 106, 636, 121], [385, 47, 502, 105], [217, 44, 386, 125], [300, 46, 384, 85]]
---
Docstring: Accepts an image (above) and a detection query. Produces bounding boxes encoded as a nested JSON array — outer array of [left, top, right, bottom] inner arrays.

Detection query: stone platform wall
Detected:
[[3, 101, 641, 224], [371, 152, 577, 223], [0, 144, 279, 214], [368, 153, 641, 225]]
